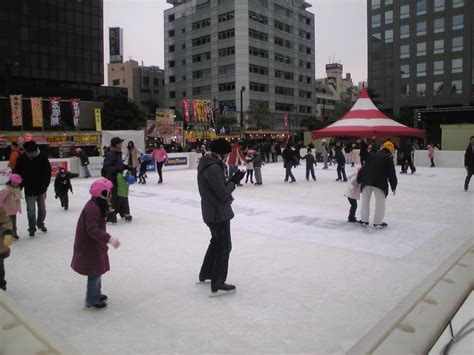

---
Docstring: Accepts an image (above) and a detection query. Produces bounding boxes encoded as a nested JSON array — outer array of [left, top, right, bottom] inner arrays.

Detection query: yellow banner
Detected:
[[186, 131, 216, 140], [95, 108, 102, 131], [31, 97, 43, 127]]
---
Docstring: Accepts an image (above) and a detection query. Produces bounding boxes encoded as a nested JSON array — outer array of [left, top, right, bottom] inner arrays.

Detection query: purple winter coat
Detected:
[[71, 199, 112, 276]]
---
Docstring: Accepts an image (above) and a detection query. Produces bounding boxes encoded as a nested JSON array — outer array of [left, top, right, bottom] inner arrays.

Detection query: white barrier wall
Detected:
[[414, 150, 465, 168]]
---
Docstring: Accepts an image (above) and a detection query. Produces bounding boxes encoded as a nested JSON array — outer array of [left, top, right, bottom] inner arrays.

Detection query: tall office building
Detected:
[[164, 0, 315, 131], [367, 0, 473, 116]]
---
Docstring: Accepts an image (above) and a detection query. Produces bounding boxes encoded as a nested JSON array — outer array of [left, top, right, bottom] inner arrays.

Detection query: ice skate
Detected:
[[86, 301, 107, 309], [373, 222, 388, 228], [210, 283, 236, 297]]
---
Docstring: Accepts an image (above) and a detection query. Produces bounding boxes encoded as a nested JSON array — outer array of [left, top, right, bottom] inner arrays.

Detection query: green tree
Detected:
[[327, 101, 352, 124], [299, 116, 324, 131], [246, 101, 271, 130], [366, 88, 383, 107], [102, 96, 146, 130], [216, 113, 237, 126]]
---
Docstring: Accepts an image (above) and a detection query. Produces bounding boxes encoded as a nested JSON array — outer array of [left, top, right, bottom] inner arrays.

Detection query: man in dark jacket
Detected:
[[358, 139, 368, 166], [358, 141, 397, 227], [14, 141, 52, 237], [335, 143, 348, 181], [282, 144, 297, 183], [103, 137, 124, 223], [197, 138, 245, 296], [464, 136, 474, 191], [75, 148, 91, 178]]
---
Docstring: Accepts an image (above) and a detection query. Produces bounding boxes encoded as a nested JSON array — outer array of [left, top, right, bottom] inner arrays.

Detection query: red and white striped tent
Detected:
[[311, 87, 425, 139]]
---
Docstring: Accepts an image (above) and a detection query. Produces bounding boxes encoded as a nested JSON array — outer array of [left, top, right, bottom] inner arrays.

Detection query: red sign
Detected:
[[51, 161, 68, 177]]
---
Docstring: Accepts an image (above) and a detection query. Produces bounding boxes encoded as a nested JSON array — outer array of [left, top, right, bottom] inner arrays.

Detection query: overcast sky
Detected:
[[103, 0, 367, 84]]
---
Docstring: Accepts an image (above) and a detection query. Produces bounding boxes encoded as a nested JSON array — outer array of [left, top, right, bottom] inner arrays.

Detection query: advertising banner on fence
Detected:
[[31, 97, 44, 127], [50, 97, 61, 126], [71, 98, 80, 128], [10, 95, 23, 126]]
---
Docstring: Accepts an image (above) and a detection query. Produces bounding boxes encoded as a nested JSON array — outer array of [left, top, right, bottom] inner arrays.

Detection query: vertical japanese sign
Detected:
[[181, 99, 189, 122], [284, 113, 289, 129], [10, 95, 23, 126], [49, 97, 61, 126], [95, 108, 102, 131], [71, 98, 81, 128], [192, 100, 197, 122], [30, 97, 44, 127]]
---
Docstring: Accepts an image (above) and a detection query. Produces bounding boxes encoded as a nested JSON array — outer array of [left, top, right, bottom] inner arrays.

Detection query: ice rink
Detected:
[[5, 162, 473, 354]]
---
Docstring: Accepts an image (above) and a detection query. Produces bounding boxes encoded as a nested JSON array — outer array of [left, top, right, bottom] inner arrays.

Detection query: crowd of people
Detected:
[[0, 135, 472, 302]]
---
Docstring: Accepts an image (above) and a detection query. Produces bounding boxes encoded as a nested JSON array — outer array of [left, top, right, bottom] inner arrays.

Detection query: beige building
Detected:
[[319, 63, 360, 102], [108, 60, 165, 115]]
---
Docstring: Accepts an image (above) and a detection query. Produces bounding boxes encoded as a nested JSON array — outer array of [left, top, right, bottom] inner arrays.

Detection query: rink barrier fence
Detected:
[[348, 239, 474, 354], [0, 291, 79, 354]]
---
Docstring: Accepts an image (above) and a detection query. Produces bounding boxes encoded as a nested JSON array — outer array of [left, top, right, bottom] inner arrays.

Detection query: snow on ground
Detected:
[[5, 162, 474, 354]]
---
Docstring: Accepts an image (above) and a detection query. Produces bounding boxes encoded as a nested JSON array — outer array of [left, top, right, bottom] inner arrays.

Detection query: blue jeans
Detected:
[[86, 275, 102, 306], [25, 193, 47, 232], [229, 165, 238, 177]]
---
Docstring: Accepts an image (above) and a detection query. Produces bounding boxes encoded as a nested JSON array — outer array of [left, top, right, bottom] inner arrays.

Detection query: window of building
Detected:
[[218, 11, 234, 23], [417, 21, 427, 35], [416, 83, 426, 96], [400, 4, 410, 19], [298, 14, 311, 26], [249, 29, 268, 41], [452, 15, 463, 30], [249, 64, 268, 76], [434, 39, 444, 54], [143, 77, 150, 85], [434, 0, 444, 11], [385, 11, 393, 24], [169, 60, 175, 68], [372, 32, 382, 41], [417, 42, 426, 56], [400, 44, 410, 58], [169, 45, 175, 53], [416, 0, 427, 15], [275, 20, 293, 33], [196, 1, 210, 12], [169, 75, 175, 83], [400, 64, 410, 78], [452, 58, 463, 73], [182, 28, 186, 33], [154, 78, 159, 86], [434, 82, 444, 95], [274, 53, 292, 64], [169, 91, 175, 98], [400, 83, 410, 96], [434, 18, 444, 33], [275, 86, 294, 96], [192, 18, 211, 30], [169, 29, 175, 37], [453, 0, 464, 8], [434, 60, 444, 75], [452, 36, 463, 52], [417, 62, 426, 77], [249, 82, 269, 92], [182, 44, 186, 49], [192, 69, 211, 79], [372, 14, 381, 28], [385, 0, 393, 5], [192, 35, 211, 47], [275, 103, 294, 112], [372, 0, 381, 9], [218, 82, 235, 92], [168, 14, 175, 22], [249, 46, 268, 58], [385, 29, 393, 43], [274, 4, 293, 17], [218, 46, 235, 57], [112, 79, 120, 86], [451, 80, 462, 94], [182, 75, 186, 81], [218, 29, 235, 40], [219, 64, 235, 75], [400, 24, 409, 38], [249, 11, 268, 24]]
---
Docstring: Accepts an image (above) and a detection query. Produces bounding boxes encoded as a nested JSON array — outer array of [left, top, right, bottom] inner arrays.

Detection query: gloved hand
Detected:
[[108, 237, 121, 249], [3, 234, 13, 247], [228, 170, 246, 184]]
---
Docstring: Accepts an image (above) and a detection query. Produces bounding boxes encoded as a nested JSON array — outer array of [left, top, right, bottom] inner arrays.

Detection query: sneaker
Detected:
[[374, 222, 388, 227], [86, 301, 107, 309], [38, 225, 47, 232], [210, 283, 236, 297]]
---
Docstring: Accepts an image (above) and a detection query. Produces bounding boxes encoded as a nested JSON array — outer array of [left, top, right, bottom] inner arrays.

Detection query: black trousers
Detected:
[[245, 169, 254, 183], [10, 215, 17, 238], [117, 196, 130, 217], [465, 167, 473, 190], [306, 164, 316, 180], [199, 221, 232, 288], [337, 163, 347, 180], [58, 193, 69, 209], [0, 249, 11, 290], [285, 166, 296, 182], [156, 162, 164, 182], [348, 198, 357, 219]]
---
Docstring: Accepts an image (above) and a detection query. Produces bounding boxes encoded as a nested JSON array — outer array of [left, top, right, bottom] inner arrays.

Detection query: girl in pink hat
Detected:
[[0, 174, 23, 239]]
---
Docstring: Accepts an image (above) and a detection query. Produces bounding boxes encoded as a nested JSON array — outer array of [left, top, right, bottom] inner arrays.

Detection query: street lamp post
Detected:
[[240, 86, 245, 140]]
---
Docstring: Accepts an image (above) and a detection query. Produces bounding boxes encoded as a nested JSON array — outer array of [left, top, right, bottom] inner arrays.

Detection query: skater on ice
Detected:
[[344, 168, 362, 223], [0, 174, 22, 240], [116, 169, 135, 221], [150, 143, 169, 184], [197, 138, 245, 296], [464, 136, 474, 192], [335, 142, 348, 182], [282, 143, 297, 183], [71, 178, 121, 309], [301, 147, 317, 181], [54, 167, 74, 210], [0, 203, 14, 291], [75, 148, 91, 178], [102, 137, 124, 223]]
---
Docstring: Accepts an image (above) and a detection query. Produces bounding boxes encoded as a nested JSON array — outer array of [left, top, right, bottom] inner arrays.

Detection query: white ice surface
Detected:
[[5, 163, 474, 354]]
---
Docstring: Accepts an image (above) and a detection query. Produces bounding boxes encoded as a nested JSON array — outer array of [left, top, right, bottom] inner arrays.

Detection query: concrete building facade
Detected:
[[108, 60, 165, 114], [164, 0, 315, 130], [367, 0, 474, 115]]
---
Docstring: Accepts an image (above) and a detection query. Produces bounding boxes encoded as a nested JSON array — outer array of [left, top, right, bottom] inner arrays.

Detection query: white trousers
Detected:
[[360, 186, 386, 224]]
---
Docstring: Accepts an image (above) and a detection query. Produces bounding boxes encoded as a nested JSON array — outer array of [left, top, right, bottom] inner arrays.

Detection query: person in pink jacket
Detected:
[[150, 143, 169, 184], [427, 144, 435, 167], [0, 174, 22, 240], [227, 141, 247, 186]]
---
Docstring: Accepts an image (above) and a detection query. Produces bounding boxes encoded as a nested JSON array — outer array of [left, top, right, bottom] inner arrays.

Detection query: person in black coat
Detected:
[[197, 138, 245, 296], [103, 137, 124, 223], [282, 144, 297, 183], [335, 143, 347, 181], [75, 148, 91, 178], [54, 167, 74, 210], [464, 136, 474, 191], [359, 139, 369, 166], [358, 142, 398, 227], [400, 140, 416, 174], [301, 148, 317, 181], [13, 141, 52, 237]]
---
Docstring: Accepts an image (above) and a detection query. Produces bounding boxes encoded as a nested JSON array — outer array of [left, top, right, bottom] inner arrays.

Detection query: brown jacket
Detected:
[[8, 148, 20, 170], [0, 205, 13, 255]]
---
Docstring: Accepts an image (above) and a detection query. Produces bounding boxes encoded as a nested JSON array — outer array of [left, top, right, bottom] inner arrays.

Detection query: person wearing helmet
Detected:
[[0, 174, 23, 240], [358, 142, 398, 227], [71, 178, 121, 309], [54, 167, 74, 210], [13, 140, 51, 237]]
